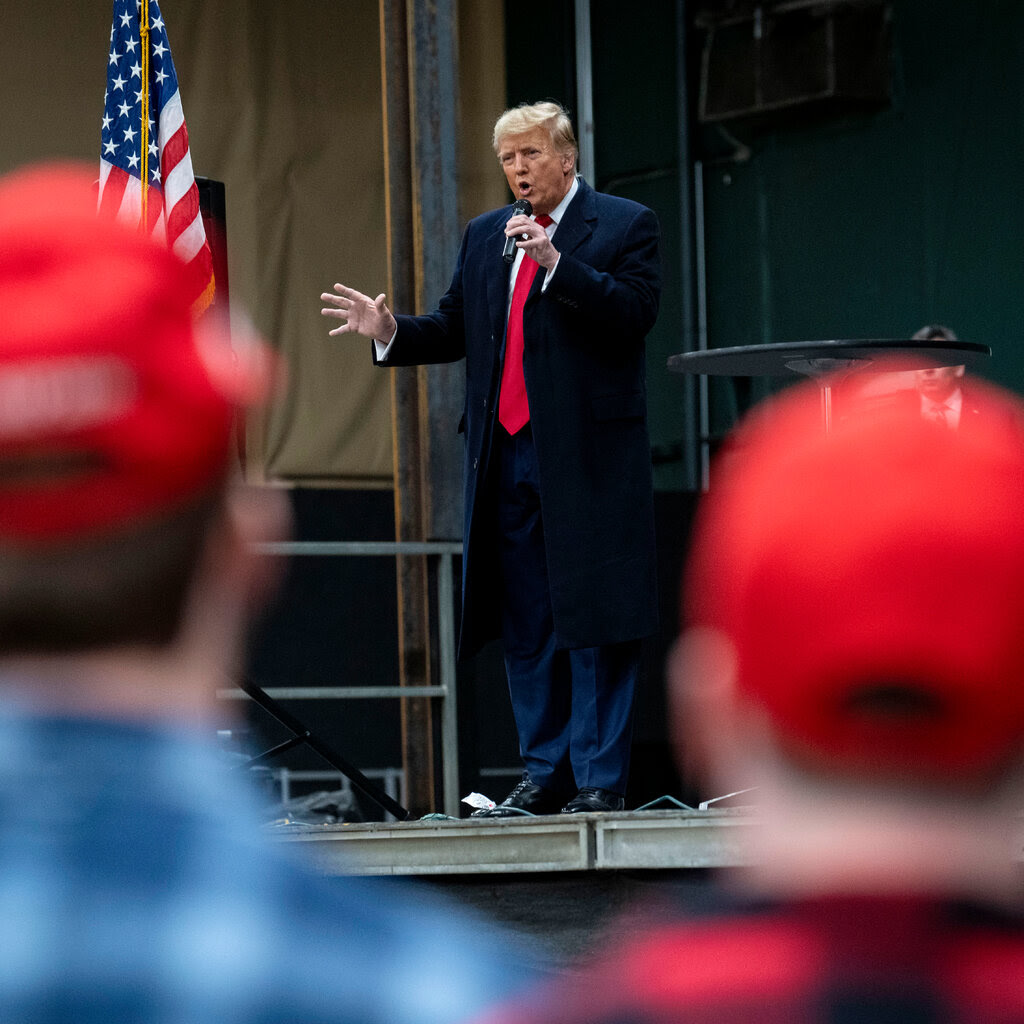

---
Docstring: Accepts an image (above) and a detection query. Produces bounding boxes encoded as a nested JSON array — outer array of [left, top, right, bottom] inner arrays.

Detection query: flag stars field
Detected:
[[98, 0, 215, 313]]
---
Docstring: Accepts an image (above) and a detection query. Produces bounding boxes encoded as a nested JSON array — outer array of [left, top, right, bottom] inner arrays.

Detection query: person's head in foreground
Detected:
[[0, 163, 529, 1024], [676, 370, 1024, 896], [474, 374, 1024, 1024], [0, 161, 281, 716]]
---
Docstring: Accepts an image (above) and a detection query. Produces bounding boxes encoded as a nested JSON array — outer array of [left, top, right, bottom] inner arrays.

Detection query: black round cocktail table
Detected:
[[667, 338, 991, 429]]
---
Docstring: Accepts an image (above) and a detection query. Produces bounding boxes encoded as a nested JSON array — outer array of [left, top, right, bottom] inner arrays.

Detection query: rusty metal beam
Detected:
[[380, 0, 434, 817], [409, 0, 464, 542], [380, 0, 463, 816]]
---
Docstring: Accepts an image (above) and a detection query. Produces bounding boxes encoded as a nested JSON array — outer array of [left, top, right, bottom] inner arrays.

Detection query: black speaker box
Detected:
[[699, 1, 892, 126]]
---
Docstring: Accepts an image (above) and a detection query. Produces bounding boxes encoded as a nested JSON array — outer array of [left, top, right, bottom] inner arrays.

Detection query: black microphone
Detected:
[[502, 198, 533, 264]]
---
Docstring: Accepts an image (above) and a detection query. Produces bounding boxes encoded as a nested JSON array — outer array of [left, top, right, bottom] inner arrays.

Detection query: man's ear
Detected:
[[221, 483, 293, 614], [668, 627, 740, 792]]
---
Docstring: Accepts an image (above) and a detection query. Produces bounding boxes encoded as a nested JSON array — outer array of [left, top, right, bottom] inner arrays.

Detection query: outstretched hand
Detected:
[[320, 284, 397, 342]]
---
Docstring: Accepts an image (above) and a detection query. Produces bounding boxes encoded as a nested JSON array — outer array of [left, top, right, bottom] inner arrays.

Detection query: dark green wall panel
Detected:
[[700, 0, 1024, 433], [504, 0, 1024, 482]]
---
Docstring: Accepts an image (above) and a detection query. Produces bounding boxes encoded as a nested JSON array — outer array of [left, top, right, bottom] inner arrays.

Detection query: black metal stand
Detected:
[[236, 680, 410, 821]]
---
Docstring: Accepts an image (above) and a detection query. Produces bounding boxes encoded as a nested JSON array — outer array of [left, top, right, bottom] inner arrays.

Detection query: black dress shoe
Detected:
[[561, 787, 625, 813], [471, 778, 565, 817]]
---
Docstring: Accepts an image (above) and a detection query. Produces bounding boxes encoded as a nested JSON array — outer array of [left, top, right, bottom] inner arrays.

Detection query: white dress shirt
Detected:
[[921, 388, 963, 429], [376, 176, 581, 361]]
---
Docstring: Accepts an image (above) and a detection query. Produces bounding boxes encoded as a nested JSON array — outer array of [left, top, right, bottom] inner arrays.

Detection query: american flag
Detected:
[[99, 0, 215, 313]]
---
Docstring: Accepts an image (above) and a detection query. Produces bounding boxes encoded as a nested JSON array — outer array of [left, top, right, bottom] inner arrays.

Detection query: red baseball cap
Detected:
[[684, 372, 1024, 781], [0, 163, 272, 544]]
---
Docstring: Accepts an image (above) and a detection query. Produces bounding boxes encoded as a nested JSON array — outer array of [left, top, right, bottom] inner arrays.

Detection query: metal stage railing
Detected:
[[218, 540, 463, 818]]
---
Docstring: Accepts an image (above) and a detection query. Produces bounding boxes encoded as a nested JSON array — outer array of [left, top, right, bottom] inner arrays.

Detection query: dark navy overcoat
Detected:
[[376, 179, 661, 658]]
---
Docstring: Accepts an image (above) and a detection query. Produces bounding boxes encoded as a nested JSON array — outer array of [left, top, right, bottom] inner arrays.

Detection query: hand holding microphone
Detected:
[[502, 200, 559, 271], [502, 199, 533, 263]]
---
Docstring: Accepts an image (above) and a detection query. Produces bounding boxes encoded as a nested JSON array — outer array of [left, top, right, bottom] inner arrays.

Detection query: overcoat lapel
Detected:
[[486, 221, 512, 339], [546, 179, 596, 262], [516, 183, 595, 315]]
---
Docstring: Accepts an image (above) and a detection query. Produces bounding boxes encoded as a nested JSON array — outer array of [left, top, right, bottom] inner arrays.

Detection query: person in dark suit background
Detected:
[[911, 324, 971, 428], [850, 324, 1010, 436], [321, 101, 661, 815], [897, 325, 1018, 436]]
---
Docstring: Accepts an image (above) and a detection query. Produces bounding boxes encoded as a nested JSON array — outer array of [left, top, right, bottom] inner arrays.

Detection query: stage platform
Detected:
[[270, 806, 759, 877], [270, 808, 757, 966], [268, 807, 1024, 968]]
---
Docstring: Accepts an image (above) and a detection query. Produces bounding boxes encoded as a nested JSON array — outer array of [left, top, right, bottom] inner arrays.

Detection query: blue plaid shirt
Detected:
[[0, 700, 526, 1023]]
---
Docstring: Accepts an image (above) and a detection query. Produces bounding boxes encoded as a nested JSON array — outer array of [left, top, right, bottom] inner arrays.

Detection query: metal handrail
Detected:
[[225, 539, 463, 817]]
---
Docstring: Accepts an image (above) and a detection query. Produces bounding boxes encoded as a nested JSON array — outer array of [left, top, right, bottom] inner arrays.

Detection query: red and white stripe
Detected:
[[98, 87, 215, 313]]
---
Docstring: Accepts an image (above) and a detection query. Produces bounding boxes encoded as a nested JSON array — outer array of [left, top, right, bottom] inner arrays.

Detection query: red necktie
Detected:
[[498, 215, 553, 434]]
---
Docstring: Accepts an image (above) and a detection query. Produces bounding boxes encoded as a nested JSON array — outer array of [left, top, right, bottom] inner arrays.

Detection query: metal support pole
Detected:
[[438, 551, 459, 816], [574, 0, 595, 182], [695, 159, 711, 491], [380, 0, 465, 816], [676, 0, 703, 492], [410, 0, 464, 543], [381, 0, 435, 817]]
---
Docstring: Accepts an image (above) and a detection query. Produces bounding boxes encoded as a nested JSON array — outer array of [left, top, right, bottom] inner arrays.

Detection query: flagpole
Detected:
[[139, 0, 150, 230], [101, 0, 215, 312]]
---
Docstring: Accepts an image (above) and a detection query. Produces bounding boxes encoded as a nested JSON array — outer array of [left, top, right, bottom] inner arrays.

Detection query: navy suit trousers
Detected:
[[496, 424, 639, 799]]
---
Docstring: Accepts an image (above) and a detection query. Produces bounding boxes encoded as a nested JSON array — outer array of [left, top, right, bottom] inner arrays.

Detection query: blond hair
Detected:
[[492, 101, 578, 164]]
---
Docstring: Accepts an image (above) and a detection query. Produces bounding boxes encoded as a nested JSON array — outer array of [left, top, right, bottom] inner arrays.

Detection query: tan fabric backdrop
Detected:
[[0, 0, 506, 485]]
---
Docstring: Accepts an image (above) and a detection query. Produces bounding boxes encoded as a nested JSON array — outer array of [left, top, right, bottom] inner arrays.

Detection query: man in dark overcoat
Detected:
[[321, 101, 660, 814]]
